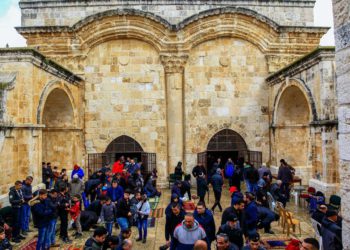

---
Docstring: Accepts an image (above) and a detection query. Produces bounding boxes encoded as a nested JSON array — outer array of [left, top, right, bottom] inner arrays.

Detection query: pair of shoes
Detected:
[[62, 237, 72, 243], [159, 245, 169, 250], [18, 235, 26, 240], [136, 238, 142, 242], [11, 238, 21, 243], [142, 239, 147, 244], [264, 230, 275, 234], [75, 233, 83, 239]]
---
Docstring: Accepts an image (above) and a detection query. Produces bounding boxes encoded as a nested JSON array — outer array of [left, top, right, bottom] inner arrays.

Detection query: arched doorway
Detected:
[[88, 136, 156, 177], [42, 88, 76, 168], [274, 84, 311, 169], [197, 129, 261, 174]]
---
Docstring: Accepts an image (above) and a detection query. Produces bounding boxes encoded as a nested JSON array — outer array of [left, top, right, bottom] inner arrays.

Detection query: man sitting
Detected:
[[84, 226, 107, 250]]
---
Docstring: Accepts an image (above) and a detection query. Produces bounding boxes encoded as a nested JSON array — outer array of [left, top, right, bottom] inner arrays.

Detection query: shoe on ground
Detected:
[[75, 233, 83, 239], [265, 230, 275, 234], [159, 245, 169, 250], [11, 238, 21, 243], [142, 239, 146, 244], [51, 243, 60, 247], [62, 237, 72, 243], [136, 238, 142, 242], [18, 235, 26, 240], [21, 231, 28, 236]]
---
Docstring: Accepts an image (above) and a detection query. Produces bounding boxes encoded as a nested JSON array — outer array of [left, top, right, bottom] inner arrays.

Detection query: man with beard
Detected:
[[194, 202, 215, 250], [217, 214, 243, 249]]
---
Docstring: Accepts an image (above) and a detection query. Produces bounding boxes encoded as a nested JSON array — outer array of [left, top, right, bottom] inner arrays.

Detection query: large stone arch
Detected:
[[40, 82, 79, 168], [273, 79, 313, 171], [272, 78, 317, 126], [37, 80, 77, 125], [72, 9, 172, 52]]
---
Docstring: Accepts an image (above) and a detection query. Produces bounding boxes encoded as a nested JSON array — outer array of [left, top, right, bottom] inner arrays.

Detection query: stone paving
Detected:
[[15, 184, 315, 249]]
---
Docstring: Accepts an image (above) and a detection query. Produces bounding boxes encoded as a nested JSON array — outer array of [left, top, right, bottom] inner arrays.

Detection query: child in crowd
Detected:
[[69, 194, 83, 239], [0, 226, 12, 249], [100, 196, 117, 236]]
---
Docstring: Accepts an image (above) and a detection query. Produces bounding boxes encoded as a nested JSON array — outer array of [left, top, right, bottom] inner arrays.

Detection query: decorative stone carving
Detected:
[[160, 54, 188, 73], [219, 56, 230, 67]]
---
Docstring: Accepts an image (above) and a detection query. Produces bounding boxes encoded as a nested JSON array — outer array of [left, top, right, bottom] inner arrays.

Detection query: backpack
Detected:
[[225, 163, 234, 178]]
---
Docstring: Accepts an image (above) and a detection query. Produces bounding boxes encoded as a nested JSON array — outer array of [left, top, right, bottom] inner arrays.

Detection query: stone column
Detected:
[[332, 0, 350, 248], [160, 54, 188, 173]]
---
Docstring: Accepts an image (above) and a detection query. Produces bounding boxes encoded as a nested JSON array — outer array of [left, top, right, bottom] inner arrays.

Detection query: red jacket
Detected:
[[112, 161, 124, 174], [69, 201, 81, 221]]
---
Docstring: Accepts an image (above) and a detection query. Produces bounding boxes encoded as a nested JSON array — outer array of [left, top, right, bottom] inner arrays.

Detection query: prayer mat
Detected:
[[21, 238, 37, 250], [150, 207, 164, 218], [262, 237, 291, 249]]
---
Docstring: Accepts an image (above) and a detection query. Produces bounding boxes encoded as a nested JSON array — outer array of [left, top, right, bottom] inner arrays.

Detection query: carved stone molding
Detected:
[[160, 54, 188, 74]]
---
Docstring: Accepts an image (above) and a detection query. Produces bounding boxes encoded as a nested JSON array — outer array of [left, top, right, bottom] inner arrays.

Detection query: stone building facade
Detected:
[[0, 0, 340, 194], [332, 0, 350, 248]]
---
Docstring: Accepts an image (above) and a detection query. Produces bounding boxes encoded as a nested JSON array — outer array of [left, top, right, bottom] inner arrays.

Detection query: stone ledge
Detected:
[[309, 178, 339, 199], [0, 48, 83, 85], [0, 183, 45, 207]]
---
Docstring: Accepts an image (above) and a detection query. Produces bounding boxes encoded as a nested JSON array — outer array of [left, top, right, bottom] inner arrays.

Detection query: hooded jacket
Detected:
[[165, 210, 185, 241], [172, 220, 207, 250], [165, 194, 183, 217], [71, 166, 84, 180], [193, 209, 216, 242], [217, 223, 244, 248]]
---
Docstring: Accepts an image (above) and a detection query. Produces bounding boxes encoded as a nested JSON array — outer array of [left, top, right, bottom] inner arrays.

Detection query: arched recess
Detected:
[[273, 81, 312, 170], [40, 85, 79, 169], [206, 129, 247, 152], [105, 135, 144, 153]]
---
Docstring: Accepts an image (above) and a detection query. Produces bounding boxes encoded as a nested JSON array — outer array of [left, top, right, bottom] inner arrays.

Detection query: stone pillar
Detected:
[[160, 54, 188, 173], [332, 0, 350, 248]]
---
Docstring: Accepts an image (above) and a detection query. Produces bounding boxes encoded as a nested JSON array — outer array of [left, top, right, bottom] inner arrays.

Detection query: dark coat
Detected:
[[171, 184, 182, 198], [144, 179, 157, 198], [217, 223, 244, 248], [221, 206, 242, 226], [107, 186, 124, 202], [165, 210, 185, 241], [277, 166, 293, 183], [211, 173, 223, 192], [47, 196, 59, 219], [0, 238, 12, 250], [245, 201, 258, 230], [194, 209, 216, 242], [116, 198, 130, 218], [312, 209, 325, 224], [87, 200, 103, 217], [9, 187, 23, 208], [197, 177, 208, 198], [192, 165, 207, 178], [321, 218, 343, 250], [32, 199, 53, 228]]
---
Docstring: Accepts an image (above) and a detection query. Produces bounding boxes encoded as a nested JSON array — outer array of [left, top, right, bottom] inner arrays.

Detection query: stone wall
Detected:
[[267, 48, 338, 187], [0, 49, 83, 194], [184, 37, 269, 171], [84, 39, 168, 181], [19, 0, 315, 27], [332, 0, 350, 248]]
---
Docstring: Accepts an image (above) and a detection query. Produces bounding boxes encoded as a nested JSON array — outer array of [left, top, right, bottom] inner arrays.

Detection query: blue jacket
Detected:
[[107, 186, 124, 202], [32, 199, 53, 228], [144, 179, 157, 197], [321, 217, 342, 250], [245, 201, 258, 229], [171, 185, 182, 199], [21, 181, 33, 202], [193, 209, 216, 242], [211, 173, 223, 192], [71, 167, 84, 180], [173, 220, 206, 250]]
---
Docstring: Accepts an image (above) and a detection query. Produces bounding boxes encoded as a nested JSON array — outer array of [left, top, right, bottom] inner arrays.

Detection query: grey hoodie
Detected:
[[173, 219, 206, 250]]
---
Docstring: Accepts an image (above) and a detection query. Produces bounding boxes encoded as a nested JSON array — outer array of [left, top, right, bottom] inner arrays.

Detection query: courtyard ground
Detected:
[[15, 184, 315, 249]]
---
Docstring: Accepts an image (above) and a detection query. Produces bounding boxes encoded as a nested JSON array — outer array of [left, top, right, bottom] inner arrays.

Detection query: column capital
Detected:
[[160, 54, 189, 74]]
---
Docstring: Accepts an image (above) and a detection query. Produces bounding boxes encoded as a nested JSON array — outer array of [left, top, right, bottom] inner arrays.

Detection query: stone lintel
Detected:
[[160, 54, 188, 73], [0, 48, 83, 85], [266, 46, 335, 85]]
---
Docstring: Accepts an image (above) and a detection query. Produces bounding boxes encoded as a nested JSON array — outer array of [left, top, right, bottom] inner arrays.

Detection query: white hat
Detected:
[[73, 174, 79, 179]]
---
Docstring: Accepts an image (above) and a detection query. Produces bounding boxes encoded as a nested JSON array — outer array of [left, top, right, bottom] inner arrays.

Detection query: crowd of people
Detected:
[[0, 157, 341, 250]]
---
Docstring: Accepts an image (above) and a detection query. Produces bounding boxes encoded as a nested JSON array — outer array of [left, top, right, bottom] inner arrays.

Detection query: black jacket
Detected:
[[87, 200, 103, 217], [32, 199, 53, 228], [165, 210, 185, 241], [57, 192, 70, 214], [221, 206, 242, 226], [192, 165, 207, 178], [9, 187, 24, 208], [116, 198, 130, 218], [217, 223, 244, 248], [48, 196, 59, 219]]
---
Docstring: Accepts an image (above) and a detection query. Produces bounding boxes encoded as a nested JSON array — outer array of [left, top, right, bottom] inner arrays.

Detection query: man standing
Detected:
[[277, 159, 293, 201], [9, 180, 25, 243], [57, 186, 71, 243], [32, 189, 53, 250], [192, 164, 208, 202], [217, 214, 243, 249], [194, 202, 216, 250], [211, 169, 224, 212], [21, 176, 33, 235], [116, 189, 132, 231], [42, 162, 52, 190], [172, 213, 206, 250], [47, 189, 60, 248], [163, 203, 185, 249], [71, 164, 85, 180]]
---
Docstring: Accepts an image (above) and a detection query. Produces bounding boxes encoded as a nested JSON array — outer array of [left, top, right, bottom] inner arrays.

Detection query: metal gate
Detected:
[[87, 152, 156, 177], [197, 151, 207, 170]]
